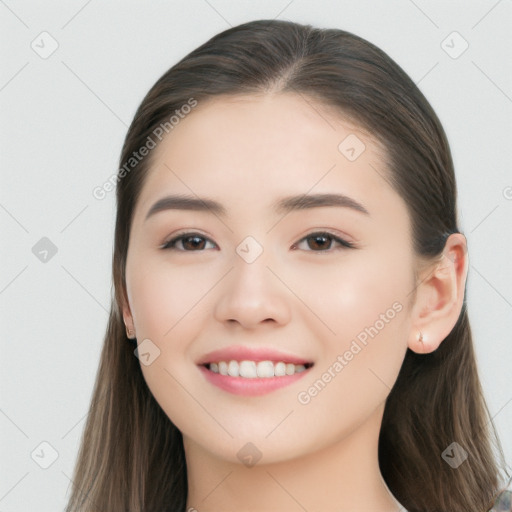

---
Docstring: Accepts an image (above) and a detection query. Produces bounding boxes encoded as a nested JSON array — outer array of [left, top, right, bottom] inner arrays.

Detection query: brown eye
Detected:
[[307, 234, 333, 250], [162, 233, 216, 251], [293, 231, 354, 252], [181, 235, 207, 250]]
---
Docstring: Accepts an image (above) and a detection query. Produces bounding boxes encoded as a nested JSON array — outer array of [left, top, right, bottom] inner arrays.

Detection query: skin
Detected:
[[122, 92, 468, 511]]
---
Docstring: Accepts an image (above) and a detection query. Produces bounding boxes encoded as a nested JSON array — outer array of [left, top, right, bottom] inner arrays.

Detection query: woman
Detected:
[[66, 19, 510, 511]]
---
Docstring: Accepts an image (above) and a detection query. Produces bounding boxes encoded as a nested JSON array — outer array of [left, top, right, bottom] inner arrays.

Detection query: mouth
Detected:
[[196, 346, 315, 396], [202, 360, 314, 378]]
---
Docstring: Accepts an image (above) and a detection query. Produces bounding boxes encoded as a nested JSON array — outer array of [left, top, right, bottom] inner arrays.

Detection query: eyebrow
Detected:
[[144, 192, 369, 221]]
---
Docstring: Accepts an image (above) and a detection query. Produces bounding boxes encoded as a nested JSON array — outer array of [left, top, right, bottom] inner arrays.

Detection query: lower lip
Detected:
[[198, 365, 312, 396]]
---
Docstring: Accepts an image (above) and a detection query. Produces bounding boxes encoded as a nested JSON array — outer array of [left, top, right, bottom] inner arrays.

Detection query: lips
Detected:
[[196, 345, 313, 366], [196, 345, 314, 396]]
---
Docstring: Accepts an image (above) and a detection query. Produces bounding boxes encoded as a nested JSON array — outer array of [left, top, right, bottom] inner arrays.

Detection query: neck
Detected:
[[184, 405, 403, 512]]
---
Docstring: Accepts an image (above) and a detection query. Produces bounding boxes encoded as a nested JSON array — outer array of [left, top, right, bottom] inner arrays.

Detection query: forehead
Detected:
[[150, 92, 383, 166], [134, 92, 402, 223]]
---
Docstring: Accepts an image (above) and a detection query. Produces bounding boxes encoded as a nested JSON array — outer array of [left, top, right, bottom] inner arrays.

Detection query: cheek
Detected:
[[291, 282, 411, 453], [126, 259, 216, 433], [126, 258, 210, 394], [335, 261, 410, 346], [289, 248, 413, 407], [319, 256, 410, 382], [284, 248, 413, 344], [127, 257, 216, 343]]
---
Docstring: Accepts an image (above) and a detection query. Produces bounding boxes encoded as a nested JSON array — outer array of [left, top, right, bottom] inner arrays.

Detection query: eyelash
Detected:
[[160, 231, 355, 252]]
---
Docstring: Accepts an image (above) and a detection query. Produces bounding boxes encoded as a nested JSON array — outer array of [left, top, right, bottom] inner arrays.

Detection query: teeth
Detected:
[[207, 360, 311, 378], [227, 360, 239, 377], [256, 361, 273, 378], [274, 362, 286, 377], [218, 361, 228, 375], [240, 360, 258, 378]]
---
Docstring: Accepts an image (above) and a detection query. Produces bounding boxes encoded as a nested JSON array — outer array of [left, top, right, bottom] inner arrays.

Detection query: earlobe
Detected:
[[411, 330, 428, 354], [408, 233, 468, 354]]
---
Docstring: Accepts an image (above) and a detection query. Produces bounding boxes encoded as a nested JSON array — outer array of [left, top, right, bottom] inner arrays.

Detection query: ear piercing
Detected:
[[126, 327, 136, 339]]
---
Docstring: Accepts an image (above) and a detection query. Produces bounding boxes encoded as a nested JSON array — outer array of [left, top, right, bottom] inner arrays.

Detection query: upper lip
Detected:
[[196, 345, 313, 366]]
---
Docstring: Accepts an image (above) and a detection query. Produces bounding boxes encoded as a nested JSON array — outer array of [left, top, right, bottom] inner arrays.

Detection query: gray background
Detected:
[[1, 1, 511, 510]]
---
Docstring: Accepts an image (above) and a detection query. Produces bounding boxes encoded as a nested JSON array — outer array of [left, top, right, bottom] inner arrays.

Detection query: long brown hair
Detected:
[[66, 19, 509, 511]]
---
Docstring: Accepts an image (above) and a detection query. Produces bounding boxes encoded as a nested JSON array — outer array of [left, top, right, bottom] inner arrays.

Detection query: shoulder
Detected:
[[491, 490, 512, 511]]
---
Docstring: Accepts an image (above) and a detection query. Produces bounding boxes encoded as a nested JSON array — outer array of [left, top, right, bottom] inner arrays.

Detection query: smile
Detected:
[[198, 360, 314, 396], [196, 345, 314, 396], [206, 360, 312, 378]]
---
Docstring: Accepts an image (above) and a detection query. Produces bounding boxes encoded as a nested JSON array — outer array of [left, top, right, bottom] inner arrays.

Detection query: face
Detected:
[[123, 93, 417, 464]]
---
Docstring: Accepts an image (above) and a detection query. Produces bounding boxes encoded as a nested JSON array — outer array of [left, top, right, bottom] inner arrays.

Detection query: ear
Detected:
[[121, 284, 136, 337], [408, 233, 468, 354]]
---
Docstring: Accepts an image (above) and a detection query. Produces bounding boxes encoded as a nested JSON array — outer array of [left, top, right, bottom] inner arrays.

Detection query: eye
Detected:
[[161, 230, 354, 252], [161, 232, 217, 251], [292, 231, 354, 252]]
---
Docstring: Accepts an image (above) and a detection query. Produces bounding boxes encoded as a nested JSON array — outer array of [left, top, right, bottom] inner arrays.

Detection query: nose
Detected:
[[213, 250, 292, 330]]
